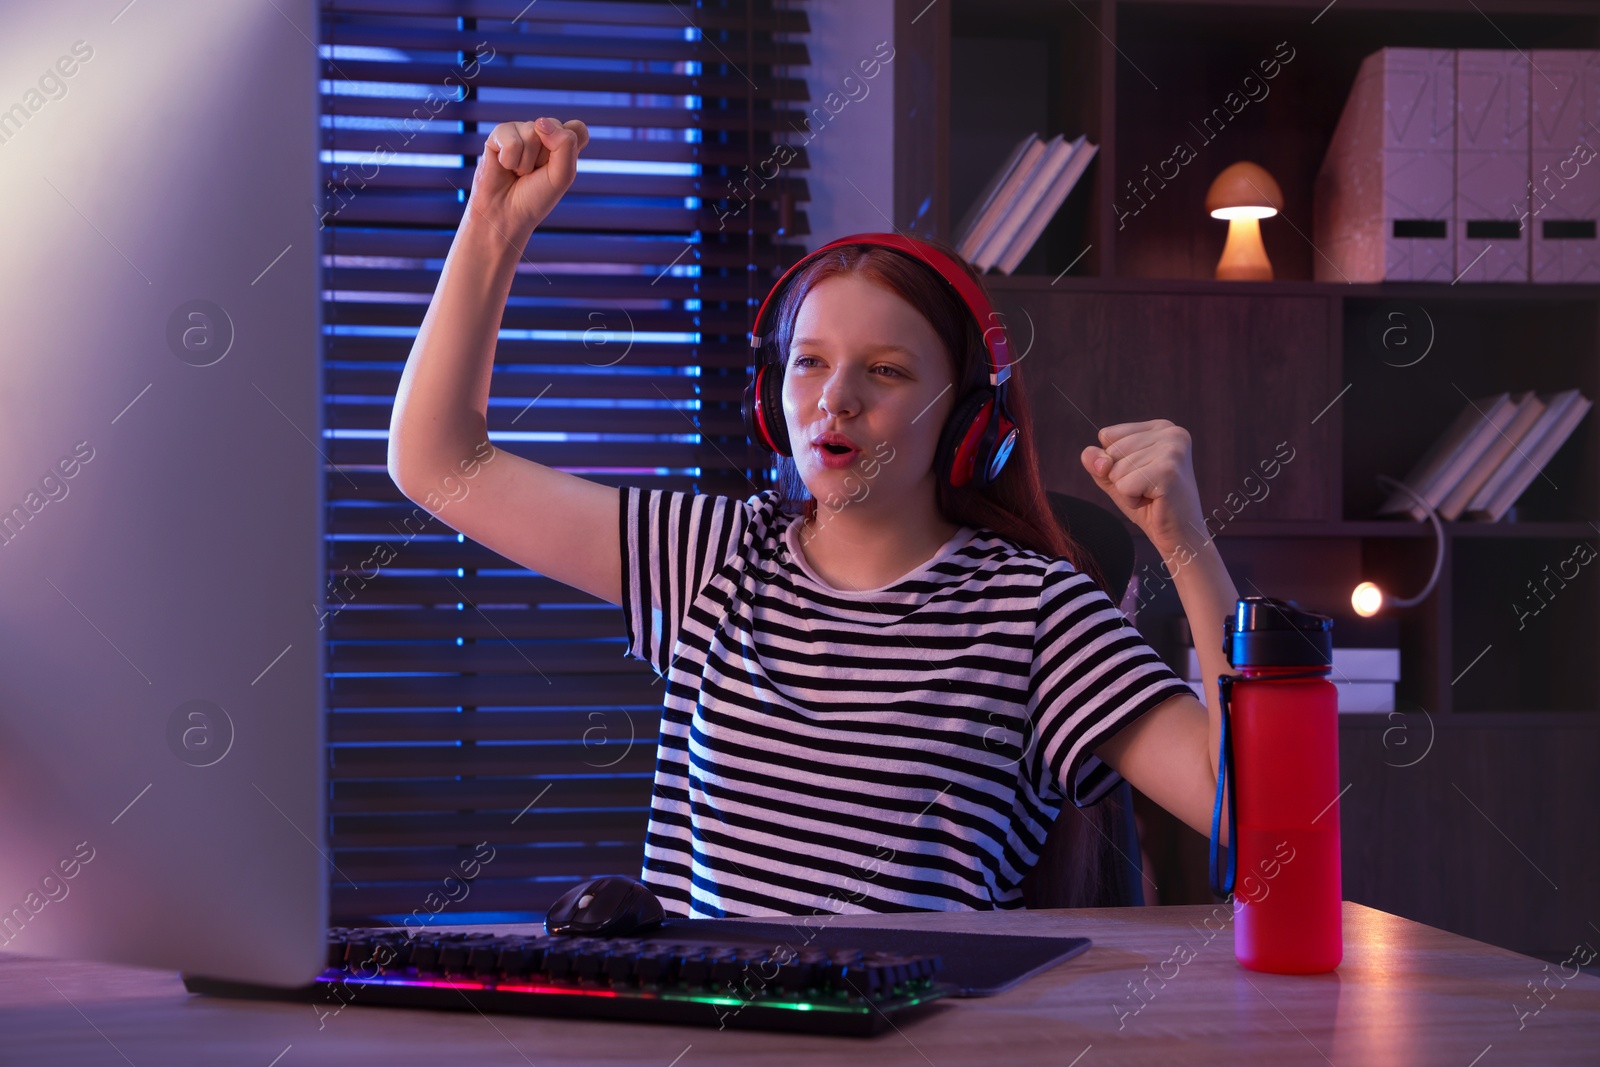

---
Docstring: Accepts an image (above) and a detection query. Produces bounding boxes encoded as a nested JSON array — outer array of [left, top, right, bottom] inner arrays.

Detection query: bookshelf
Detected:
[[891, 0, 1600, 954]]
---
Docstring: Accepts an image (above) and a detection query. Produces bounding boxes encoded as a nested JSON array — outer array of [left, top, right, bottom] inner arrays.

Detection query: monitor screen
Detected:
[[0, 0, 325, 985]]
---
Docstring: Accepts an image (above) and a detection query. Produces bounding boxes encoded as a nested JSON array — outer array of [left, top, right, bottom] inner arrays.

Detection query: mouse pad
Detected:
[[651, 919, 1091, 997]]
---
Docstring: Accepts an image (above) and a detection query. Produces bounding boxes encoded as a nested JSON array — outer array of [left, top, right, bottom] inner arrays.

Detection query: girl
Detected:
[[388, 117, 1242, 919]]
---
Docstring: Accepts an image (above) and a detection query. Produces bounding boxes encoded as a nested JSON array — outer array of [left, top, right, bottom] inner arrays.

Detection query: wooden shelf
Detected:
[[891, 0, 1600, 949], [1215, 520, 1600, 538], [1339, 709, 1600, 727], [985, 274, 1600, 302]]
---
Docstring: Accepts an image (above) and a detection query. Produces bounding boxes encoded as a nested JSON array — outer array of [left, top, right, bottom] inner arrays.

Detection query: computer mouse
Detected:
[[544, 875, 665, 937]]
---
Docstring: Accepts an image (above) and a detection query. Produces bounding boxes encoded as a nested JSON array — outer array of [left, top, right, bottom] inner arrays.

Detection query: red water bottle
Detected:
[[1210, 596, 1343, 974]]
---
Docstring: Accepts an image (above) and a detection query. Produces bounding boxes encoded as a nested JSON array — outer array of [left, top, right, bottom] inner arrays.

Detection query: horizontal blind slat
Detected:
[[327, 666, 653, 703], [319, 96, 816, 134], [330, 865, 642, 918], [322, 22, 808, 65], [329, 642, 636, 674], [322, 227, 805, 266], [322, 58, 808, 101], [328, 368, 747, 402], [329, 710, 654, 741], [332, 809, 648, 847], [327, 402, 746, 436], [333, 842, 646, 880], [329, 744, 658, 778], [332, 776, 651, 813], [323, 473, 711, 515], [322, 0, 808, 34], [318, 575, 610, 608], [328, 439, 730, 468], [325, 300, 759, 334]]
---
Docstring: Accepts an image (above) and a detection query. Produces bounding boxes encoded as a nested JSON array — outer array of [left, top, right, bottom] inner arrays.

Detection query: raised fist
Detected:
[[468, 117, 589, 237]]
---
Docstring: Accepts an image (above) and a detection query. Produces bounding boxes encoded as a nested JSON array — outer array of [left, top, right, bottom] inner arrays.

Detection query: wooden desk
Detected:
[[3, 902, 1595, 1065]]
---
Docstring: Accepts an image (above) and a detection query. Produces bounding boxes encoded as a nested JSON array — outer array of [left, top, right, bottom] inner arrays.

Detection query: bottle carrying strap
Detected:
[[1208, 669, 1335, 900], [1209, 674, 1238, 899]]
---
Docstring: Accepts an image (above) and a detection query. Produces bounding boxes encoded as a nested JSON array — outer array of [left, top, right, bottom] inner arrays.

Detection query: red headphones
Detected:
[[741, 232, 1019, 489]]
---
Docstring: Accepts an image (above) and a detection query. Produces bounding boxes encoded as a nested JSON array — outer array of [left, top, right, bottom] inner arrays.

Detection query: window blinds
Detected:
[[317, 0, 809, 921]]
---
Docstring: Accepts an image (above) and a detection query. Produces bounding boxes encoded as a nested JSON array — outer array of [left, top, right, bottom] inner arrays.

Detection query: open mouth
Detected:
[[821, 443, 853, 455]]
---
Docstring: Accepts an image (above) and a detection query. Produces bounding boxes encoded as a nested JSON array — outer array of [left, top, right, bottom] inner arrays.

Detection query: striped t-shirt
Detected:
[[617, 486, 1194, 919]]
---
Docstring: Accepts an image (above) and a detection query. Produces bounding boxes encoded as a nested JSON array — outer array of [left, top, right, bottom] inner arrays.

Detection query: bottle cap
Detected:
[[1223, 595, 1333, 669]]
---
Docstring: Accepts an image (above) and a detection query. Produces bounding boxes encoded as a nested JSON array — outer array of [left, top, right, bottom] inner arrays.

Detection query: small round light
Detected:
[[1351, 581, 1384, 617]]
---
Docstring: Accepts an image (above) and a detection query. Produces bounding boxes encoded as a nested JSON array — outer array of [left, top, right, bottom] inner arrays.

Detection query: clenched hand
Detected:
[[468, 117, 589, 238]]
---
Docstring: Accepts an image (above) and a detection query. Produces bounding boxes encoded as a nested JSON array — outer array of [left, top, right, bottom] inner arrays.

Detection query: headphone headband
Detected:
[[746, 232, 1011, 387]]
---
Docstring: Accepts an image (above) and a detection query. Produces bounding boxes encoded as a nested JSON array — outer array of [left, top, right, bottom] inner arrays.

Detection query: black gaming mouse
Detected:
[[544, 875, 665, 937]]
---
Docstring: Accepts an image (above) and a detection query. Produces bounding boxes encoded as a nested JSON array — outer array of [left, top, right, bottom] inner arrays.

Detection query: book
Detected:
[[955, 134, 1042, 263], [1464, 390, 1582, 514], [1465, 389, 1592, 520], [1418, 392, 1518, 513], [1184, 646, 1400, 682], [964, 138, 1052, 267], [973, 134, 1069, 271], [952, 133, 1035, 262], [1437, 391, 1545, 520], [995, 137, 1098, 275], [1377, 392, 1514, 519]]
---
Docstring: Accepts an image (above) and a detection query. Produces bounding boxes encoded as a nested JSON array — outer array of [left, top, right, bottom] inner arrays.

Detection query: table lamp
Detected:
[[1205, 161, 1283, 281]]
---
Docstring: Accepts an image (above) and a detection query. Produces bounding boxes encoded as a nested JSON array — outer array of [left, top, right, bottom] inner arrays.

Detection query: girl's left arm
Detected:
[[1077, 419, 1241, 845], [1092, 533, 1239, 846]]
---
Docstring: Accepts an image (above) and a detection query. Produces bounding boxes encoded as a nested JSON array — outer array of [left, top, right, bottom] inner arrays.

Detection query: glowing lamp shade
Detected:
[[1351, 581, 1384, 618], [1205, 161, 1284, 281]]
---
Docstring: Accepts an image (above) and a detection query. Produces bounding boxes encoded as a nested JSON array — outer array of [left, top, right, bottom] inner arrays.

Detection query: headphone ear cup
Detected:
[[743, 360, 792, 456], [742, 365, 773, 452], [936, 390, 997, 489], [763, 361, 791, 456], [742, 369, 761, 447]]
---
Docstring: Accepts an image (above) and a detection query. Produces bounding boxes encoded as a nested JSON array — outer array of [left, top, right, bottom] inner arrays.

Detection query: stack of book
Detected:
[[1377, 389, 1592, 522], [1181, 646, 1401, 712], [952, 132, 1099, 274]]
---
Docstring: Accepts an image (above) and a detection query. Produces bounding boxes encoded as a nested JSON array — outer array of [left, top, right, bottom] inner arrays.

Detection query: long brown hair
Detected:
[[766, 239, 1117, 909]]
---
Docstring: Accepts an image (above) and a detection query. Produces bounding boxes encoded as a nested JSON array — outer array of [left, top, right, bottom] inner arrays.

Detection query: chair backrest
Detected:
[[1019, 493, 1147, 909], [1045, 491, 1135, 601]]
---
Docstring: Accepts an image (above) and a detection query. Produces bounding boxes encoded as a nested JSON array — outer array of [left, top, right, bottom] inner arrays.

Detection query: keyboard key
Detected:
[[676, 951, 712, 986], [774, 954, 817, 992], [633, 950, 676, 985], [378, 939, 413, 974], [602, 953, 635, 984], [495, 944, 536, 980], [341, 937, 371, 966], [437, 943, 471, 974], [467, 943, 503, 977], [542, 942, 579, 980], [573, 945, 610, 981], [408, 940, 440, 972], [820, 948, 864, 993], [710, 953, 749, 988]]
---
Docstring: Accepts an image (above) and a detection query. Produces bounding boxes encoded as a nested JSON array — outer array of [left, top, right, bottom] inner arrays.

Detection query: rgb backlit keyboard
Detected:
[[184, 927, 955, 1036]]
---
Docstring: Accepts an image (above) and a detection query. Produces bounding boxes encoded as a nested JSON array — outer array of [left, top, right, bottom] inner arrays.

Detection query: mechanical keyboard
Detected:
[[183, 926, 956, 1036]]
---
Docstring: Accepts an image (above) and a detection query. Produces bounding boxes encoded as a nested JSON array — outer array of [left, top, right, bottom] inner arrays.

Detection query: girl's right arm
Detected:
[[387, 117, 625, 607]]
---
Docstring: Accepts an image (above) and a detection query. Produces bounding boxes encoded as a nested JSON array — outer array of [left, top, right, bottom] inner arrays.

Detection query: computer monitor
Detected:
[[0, 0, 325, 985]]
